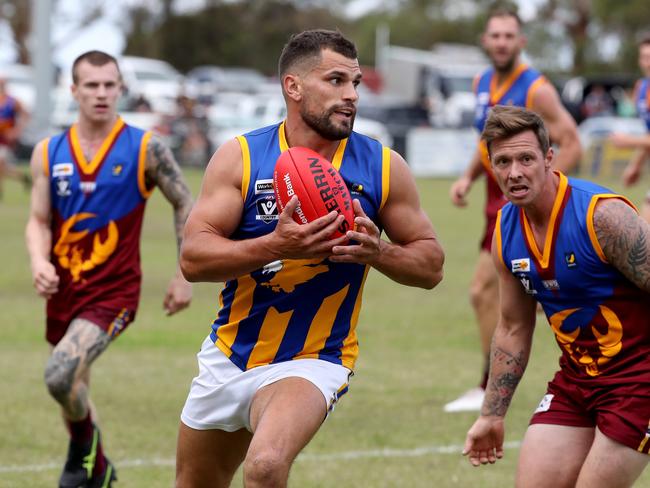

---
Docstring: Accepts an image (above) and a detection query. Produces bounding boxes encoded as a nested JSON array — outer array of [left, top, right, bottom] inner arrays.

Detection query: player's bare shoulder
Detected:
[[593, 197, 650, 292]]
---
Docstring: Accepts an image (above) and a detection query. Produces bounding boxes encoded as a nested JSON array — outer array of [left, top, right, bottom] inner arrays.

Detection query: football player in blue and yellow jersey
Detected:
[[464, 106, 650, 487], [176, 29, 445, 487], [25, 51, 193, 488], [444, 6, 581, 413], [0, 73, 30, 198], [612, 33, 650, 224]]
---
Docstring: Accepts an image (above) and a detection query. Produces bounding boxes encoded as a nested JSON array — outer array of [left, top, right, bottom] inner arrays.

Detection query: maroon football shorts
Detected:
[[480, 214, 497, 252], [530, 369, 650, 453], [46, 306, 135, 345]]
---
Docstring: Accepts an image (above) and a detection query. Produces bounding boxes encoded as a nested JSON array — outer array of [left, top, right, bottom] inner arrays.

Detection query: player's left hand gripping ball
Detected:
[[273, 146, 354, 239]]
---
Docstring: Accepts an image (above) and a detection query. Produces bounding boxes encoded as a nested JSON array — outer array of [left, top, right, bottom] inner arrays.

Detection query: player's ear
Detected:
[[545, 147, 554, 170], [283, 74, 302, 102]]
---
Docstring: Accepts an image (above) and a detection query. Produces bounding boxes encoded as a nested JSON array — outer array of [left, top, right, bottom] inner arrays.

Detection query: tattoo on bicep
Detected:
[[482, 347, 525, 416], [146, 137, 193, 251], [595, 200, 650, 292]]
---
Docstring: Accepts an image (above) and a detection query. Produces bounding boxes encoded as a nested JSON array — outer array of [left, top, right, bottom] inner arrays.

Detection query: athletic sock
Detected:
[[67, 413, 94, 445]]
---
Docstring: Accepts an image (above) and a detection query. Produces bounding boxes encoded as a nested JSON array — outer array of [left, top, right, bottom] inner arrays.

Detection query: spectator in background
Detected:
[[581, 84, 615, 119], [0, 74, 31, 199], [611, 33, 650, 223]]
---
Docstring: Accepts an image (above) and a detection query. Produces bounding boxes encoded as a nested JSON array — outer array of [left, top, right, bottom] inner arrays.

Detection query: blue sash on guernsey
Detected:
[[636, 78, 650, 131], [210, 122, 390, 372], [496, 172, 650, 383]]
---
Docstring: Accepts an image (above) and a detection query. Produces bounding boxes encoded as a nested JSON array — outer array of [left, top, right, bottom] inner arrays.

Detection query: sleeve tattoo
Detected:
[[594, 199, 650, 293], [145, 136, 194, 252]]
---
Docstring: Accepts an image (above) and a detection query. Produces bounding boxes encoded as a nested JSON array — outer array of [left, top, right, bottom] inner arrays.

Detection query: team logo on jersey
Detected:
[[477, 92, 489, 105], [565, 252, 577, 268], [112, 164, 123, 176], [56, 177, 72, 197], [255, 196, 278, 223], [254, 179, 274, 194], [511, 258, 530, 273], [518, 275, 537, 295], [542, 279, 560, 291], [79, 181, 97, 194], [53, 213, 119, 282], [53, 162, 74, 177]]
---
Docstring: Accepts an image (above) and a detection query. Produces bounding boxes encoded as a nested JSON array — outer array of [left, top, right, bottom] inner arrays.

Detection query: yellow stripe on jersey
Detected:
[[521, 172, 568, 269], [296, 285, 350, 360], [340, 266, 370, 370], [279, 121, 289, 152], [332, 138, 348, 170], [526, 76, 547, 109], [137, 131, 154, 199], [246, 307, 293, 369], [495, 209, 505, 269], [70, 117, 125, 175], [237, 135, 251, 201], [215, 274, 257, 356], [380, 146, 390, 211], [42, 138, 50, 177], [587, 194, 637, 263]]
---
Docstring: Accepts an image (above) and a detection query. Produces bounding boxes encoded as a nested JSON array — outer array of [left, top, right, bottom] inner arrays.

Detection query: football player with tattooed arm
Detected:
[[25, 50, 193, 488], [463, 106, 650, 488]]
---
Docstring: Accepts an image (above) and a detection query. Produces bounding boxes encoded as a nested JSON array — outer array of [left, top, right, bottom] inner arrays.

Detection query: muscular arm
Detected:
[[531, 82, 582, 173], [144, 136, 194, 254], [594, 198, 650, 293], [481, 242, 537, 417], [180, 139, 346, 282], [25, 140, 59, 298], [331, 150, 444, 289], [463, 239, 536, 466]]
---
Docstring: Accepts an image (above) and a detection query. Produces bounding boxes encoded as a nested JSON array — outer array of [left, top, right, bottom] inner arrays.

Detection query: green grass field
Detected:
[[2, 166, 650, 487]]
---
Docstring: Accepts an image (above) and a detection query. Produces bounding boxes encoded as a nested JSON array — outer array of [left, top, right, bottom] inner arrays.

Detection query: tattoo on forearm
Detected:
[[595, 200, 650, 292], [146, 137, 193, 253], [482, 347, 525, 416]]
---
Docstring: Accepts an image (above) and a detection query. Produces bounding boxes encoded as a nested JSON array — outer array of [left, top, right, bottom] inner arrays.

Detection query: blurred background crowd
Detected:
[[1, 0, 648, 177]]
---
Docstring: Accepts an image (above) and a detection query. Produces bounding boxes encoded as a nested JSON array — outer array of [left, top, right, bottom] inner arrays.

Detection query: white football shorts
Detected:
[[180, 335, 352, 432]]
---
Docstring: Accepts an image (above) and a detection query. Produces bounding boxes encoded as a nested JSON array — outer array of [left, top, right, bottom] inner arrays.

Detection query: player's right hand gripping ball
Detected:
[[273, 146, 354, 239]]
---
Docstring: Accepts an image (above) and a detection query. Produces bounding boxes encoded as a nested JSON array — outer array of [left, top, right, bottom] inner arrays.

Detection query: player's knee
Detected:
[[44, 355, 76, 402], [243, 449, 290, 487]]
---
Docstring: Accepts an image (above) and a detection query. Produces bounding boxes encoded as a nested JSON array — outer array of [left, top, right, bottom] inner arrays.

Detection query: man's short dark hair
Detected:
[[278, 29, 357, 78], [482, 105, 550, 157], [72, 50, 120, 84], [486, 4, 523, 29]]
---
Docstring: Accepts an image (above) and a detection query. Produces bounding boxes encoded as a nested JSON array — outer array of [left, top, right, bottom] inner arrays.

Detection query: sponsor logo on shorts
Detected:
[[255, 196, 278, 223], [542, 279, 560, 291], [511, 258, 531, 273], [518, 275, 537, 295], [254, 179, 274, 194], [534, 394, 554, 413], [53, 162, 73, 177]]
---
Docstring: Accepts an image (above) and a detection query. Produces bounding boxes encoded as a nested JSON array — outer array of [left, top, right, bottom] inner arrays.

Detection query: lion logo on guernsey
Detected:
[[53, 213, 119, 282], [549, 305, 623, 377]]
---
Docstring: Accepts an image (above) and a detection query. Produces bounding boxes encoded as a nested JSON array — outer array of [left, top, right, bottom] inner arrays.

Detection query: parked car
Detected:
[[208, 93, 393, 149], [119, 56, 184, 115], [186, 65, 270, 104]]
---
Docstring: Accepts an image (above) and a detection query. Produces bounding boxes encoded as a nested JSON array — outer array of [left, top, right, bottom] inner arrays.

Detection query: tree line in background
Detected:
[[0, 0, 649, 77]]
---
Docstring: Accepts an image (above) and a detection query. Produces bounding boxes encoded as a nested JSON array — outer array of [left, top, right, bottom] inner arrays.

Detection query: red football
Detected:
[[273, 146, 354, 239]]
